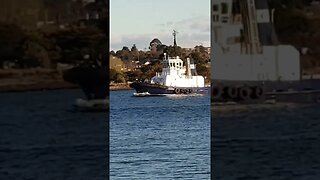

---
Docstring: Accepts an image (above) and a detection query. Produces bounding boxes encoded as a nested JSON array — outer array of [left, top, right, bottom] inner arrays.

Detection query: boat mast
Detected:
[[240, 0, 261, 54], [172, 29, 179, 57], [173, 29, 178, 47]]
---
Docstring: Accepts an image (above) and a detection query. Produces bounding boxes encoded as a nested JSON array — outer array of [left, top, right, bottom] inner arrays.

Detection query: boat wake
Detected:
[[132, 92, 206, 98], [164, 93, 205, 97], [74, 98, 108, 112], [132, 92, 166, 97]]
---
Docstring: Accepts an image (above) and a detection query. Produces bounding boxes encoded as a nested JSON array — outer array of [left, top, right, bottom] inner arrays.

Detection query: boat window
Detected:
[[213, 4, 219, 12], [213, 15, 219, 22], [222, 16, 229, 23], [221, 3, 228, 14]]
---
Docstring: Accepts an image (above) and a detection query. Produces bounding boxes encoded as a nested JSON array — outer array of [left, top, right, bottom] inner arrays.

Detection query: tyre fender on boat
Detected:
[[188, 89, 193, 94], [212, 85, 223, 99], [239, 86, 252, 100], [251, 86, 264, 99], [181, 89, 187, 94], [227, 86, 238, 99], [174, 88, 180, 94]]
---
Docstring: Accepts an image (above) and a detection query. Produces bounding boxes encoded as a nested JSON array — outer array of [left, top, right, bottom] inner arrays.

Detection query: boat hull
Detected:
[[129, 82, 208, 95], [63, 66, 108, 100], [212, 79, 320, 103]]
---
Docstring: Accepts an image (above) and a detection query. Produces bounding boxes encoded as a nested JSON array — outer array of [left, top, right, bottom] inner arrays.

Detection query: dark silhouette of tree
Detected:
[[131, 44, 138, 52], [122, 46, 130, 52], [0, 23, 26, 65], [163, 45, 183, 58], [271, 1, 310, 38], [149, 38, 162, 49]]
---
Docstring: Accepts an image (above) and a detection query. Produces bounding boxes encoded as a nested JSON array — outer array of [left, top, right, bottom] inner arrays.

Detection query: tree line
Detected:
[[0, 21, 107, 69], [0, 0, 108, 69]]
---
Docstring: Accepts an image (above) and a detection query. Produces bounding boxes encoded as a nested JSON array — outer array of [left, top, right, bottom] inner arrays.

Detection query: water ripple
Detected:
[[110, 90, 210, 179], [213, 103, 320, 179]]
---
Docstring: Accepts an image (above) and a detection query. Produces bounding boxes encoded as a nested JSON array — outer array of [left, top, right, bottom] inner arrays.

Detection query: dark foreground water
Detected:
[[110, 90, 210, 179], [213, 103, 320, 180], [0, 89, 107, 180]]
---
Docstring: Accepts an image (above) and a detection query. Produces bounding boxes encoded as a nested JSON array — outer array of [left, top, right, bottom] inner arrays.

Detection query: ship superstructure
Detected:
[[151, 54, 204, 88], [212, 0, 300, 82], [211, 0, 320, 103]]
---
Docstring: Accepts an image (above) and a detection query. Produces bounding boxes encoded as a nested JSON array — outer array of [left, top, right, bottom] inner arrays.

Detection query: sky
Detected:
[[110, 0, 210, 51]]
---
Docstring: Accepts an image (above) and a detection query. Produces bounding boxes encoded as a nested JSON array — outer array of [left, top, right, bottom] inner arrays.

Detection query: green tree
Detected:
[[190, 51, 206, 65], [109, 55, 124, 71], [0, 22, 26, 66], [109, 68, 118, 82], [131, 44, 138, 52], [125, 69, 143, 81], [110, 50, 116, 56], [115, 73, 126, 83], [20, 40, 50, 68], [149, 38, 162, 50], [163, 45, 183, 58], [268, 0, 310, 39], [196, 64, 209, 77], [122, 46, 130, 52], [131, 44, 139, 61], [110, 68, 126, 83]]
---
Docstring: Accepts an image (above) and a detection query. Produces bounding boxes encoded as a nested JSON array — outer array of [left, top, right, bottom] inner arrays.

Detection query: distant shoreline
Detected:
[[0, 68, 78, 93], [0, 80, 79, 93], [109, 83, 133, 91]]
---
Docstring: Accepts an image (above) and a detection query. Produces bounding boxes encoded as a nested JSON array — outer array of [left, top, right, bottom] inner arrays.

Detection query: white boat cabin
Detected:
[[151, 53, 204, 88]]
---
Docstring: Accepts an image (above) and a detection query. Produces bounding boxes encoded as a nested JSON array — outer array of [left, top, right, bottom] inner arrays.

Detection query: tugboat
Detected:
[[211, 0, 320, 104], [130, 53, 207, 96], [63, 55, 108, 111]]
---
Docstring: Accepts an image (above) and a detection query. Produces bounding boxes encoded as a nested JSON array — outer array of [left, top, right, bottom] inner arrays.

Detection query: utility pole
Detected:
[[173, 29, 178, 47], [173, 30, 178, 56]]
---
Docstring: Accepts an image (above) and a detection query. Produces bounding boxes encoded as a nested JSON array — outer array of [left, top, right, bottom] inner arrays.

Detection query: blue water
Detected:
[[0, 89, 107, 180], [110, 90, 210, 179], [213, 103, 320, 179]]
